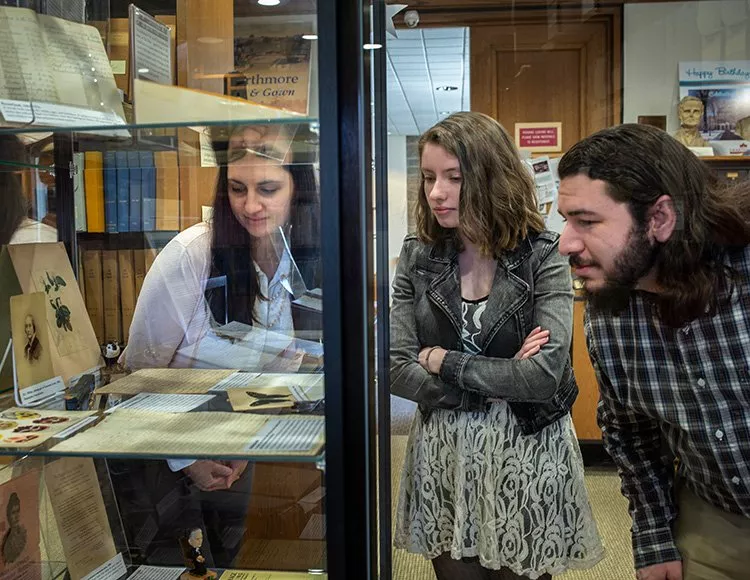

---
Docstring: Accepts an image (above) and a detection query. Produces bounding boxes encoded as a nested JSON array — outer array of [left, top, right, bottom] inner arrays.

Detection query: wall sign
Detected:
[[515, 122, 562, 153]]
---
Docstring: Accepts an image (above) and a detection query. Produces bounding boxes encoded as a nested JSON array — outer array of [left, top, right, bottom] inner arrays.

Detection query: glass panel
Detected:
[[0, 0, 335, 578]]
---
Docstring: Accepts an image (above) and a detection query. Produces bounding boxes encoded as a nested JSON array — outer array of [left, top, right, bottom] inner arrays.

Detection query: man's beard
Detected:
[[570, 224, 659, 314]]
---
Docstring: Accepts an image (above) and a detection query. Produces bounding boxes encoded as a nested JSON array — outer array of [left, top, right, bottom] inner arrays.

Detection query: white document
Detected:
[[105, 393, 215, 414], [210, 372, 261, 392], [528, 156, 557, 204], [18, 375, 65, 406], [128, 565, 185, 580], [245, 417, 325, 454], [0, 100, 127, 133], [131, 6, 173, 86], [81, 553, 127, 580]]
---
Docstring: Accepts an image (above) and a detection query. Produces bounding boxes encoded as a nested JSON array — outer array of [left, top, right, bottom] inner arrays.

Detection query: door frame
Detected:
[[393, 5, 623, 130]]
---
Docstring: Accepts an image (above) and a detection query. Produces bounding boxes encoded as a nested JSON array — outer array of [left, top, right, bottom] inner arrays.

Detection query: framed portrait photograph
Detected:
[[0, 469, 41, 580], [10, 293, 55, 391]]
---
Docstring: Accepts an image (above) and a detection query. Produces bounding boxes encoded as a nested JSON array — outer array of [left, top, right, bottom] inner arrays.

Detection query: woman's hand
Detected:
[[514, 327, 550, 360], [418, 346, 447, 375]]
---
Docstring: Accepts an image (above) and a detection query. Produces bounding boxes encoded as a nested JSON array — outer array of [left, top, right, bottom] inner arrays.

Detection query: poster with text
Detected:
[[234, 24, 313, 115], [679, 61, 750, 139]]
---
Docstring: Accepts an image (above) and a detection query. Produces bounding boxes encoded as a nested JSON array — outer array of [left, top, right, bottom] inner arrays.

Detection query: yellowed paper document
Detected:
[[51, 411, 324, 457], [96, 368, 237, 395], [44, 457, 117, 580]]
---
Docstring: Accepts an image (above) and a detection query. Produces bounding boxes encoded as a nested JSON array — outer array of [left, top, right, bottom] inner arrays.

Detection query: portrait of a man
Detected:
[[23, 316, 41, 363]]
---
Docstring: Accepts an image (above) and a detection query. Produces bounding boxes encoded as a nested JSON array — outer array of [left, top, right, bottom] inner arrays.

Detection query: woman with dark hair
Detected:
[[116, 124, 321, 568], [125, 123, 320, 370]]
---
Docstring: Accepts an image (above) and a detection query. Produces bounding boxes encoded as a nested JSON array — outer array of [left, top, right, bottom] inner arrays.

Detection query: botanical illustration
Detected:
[[32, 269, 84, 357], [40, 271, 73, 332]]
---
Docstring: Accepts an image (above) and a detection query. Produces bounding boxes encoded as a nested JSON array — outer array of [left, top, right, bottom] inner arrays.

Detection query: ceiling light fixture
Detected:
[[302, 34, 318, 40], [435, 85, 458, 91], [258, 0, 280, 6], [363, 43, 383, 50]]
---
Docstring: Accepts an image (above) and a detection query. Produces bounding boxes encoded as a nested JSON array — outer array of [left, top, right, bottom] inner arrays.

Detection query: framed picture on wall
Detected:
[[637, 116, 667, 131]]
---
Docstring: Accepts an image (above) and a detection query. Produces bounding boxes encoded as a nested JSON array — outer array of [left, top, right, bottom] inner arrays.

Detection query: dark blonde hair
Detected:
[[415, 112, 545, 256]]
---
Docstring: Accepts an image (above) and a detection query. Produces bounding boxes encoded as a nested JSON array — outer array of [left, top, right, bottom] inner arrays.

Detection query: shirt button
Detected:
[[732, 476, 741, 485], [697, 378, 706, 387], [715, 429, 724, 440]]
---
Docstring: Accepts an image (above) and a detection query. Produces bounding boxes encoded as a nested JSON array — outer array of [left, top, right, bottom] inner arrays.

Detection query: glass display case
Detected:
[[0, 0, 385, 579]]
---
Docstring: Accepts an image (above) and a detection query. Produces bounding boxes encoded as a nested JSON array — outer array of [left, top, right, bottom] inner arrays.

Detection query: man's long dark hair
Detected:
[[558, 123, 750, 327], [208, 126, 320, 326]]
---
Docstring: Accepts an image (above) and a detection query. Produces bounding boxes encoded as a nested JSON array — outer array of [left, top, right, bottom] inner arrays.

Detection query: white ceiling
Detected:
[[386, 27, 470, 136]]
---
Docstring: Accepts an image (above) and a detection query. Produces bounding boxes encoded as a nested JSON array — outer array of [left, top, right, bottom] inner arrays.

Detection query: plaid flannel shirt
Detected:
[[584, 245, 750, 570]]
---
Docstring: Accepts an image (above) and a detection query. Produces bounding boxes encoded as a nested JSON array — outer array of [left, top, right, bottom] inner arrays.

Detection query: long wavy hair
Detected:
[[208, 125, 320, 325], [415, 112, 545, 256], [558, 123, 750, 326]]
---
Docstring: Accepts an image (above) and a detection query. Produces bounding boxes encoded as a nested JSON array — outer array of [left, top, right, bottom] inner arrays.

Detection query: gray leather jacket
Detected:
[[390, 231, 578, 435]]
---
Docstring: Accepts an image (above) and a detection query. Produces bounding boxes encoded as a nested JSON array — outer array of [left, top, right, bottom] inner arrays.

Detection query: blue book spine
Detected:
[[103, 151, 117, 233], [139, 151, 156, 232], [115, 151, 130, 232], [127, 151, 142, 232]]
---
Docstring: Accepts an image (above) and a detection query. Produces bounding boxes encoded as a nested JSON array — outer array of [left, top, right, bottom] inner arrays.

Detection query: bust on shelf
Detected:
[[673, 96, 708, 148]]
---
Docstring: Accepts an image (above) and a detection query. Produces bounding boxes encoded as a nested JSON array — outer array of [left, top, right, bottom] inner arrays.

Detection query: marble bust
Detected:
[[673, 96, 708, 147]]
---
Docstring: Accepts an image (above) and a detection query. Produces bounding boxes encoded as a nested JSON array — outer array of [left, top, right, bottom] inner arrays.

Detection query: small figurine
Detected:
[[103, 341, 121, 368], [179, 527, 217, 579]]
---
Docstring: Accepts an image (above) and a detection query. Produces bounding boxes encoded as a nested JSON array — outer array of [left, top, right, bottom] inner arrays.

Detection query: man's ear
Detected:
[[648, 195, 677, 243]]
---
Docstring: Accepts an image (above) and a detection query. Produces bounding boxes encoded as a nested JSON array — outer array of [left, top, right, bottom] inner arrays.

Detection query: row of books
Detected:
[[78, 247, 160, 346], [75, 150, 180, 234]]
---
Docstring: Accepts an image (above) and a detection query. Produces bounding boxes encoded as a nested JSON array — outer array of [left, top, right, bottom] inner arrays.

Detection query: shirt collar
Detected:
[[253, 249, 292, 291]]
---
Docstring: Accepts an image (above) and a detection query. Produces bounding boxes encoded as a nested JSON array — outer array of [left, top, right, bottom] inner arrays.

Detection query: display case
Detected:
[[0, 0, 385, 579]]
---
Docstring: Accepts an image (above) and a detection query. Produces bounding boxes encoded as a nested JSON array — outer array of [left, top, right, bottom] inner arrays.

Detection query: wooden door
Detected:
[[572, 299, 602, 441], [471, 11, 621, 150]]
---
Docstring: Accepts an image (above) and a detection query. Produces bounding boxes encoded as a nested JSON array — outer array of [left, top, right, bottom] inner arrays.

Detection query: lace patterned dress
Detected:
[[394, 296, 604, 579]]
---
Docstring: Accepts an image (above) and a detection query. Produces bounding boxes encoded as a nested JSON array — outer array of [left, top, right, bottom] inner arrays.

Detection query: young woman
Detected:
[[390, 112, 603, 579], [115, 123, 321, 568], [125, 123, 320, 370]]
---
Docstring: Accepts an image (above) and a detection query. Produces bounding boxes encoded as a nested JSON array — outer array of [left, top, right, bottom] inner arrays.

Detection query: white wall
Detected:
[[387, 135, 409, 291], [624, 0, 750, 132]]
